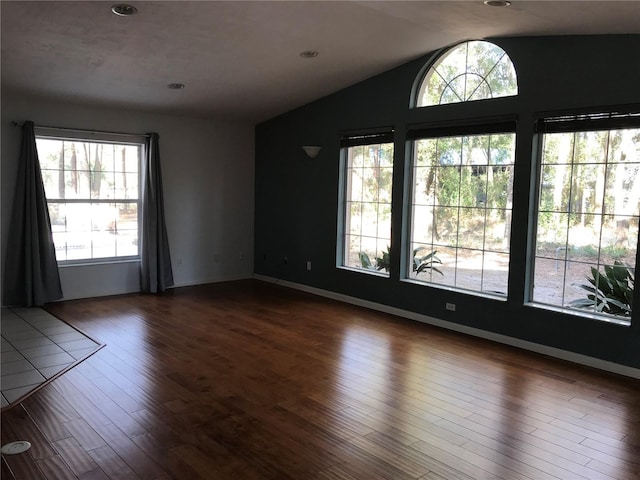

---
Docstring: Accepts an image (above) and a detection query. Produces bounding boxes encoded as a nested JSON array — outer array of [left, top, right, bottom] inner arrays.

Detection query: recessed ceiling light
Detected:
[[300, 50, 319, 59], [167, 83, 185, 90], [484, 0, 511, 6], [111, 3, 138, 16]]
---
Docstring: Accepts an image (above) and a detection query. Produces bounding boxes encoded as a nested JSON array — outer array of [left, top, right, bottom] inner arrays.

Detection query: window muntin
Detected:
[[37, 136, 142, 263], [408, 131, 516, 296], [340, 140, 394, 274], [531, 123, 639, 321], [416, 41, 517, 107]]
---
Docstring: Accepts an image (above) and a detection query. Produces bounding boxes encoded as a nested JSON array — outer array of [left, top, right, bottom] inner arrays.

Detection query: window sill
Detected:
[[401, 278, 508, 302], [58, 258, 141, 268], [524, 302, 631, 327], [337, 265, 390, 278]]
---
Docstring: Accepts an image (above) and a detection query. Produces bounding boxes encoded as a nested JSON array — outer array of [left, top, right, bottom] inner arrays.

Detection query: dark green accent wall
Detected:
[[255, 35, 640, 369]]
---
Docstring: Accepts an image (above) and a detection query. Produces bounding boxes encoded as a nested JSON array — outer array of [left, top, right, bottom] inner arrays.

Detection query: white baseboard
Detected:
[[253, 274, 640, 380]]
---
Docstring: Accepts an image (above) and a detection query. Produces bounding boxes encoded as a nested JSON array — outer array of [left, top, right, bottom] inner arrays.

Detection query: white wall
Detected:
[[1, 90, 255, 302]]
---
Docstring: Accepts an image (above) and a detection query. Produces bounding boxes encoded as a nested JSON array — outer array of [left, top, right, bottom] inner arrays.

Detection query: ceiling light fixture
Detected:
[[167, 83, 185, 90], [484, 0, 511, 6], [111, 3, 138, 16], [300, 50, 319, 59]]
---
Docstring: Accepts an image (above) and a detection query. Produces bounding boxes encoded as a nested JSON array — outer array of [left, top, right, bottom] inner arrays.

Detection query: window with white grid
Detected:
[[339, 134, 394, 275]]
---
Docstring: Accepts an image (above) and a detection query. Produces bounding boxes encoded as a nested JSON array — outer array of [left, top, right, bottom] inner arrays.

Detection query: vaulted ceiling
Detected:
[[2, 1, 639, 124]]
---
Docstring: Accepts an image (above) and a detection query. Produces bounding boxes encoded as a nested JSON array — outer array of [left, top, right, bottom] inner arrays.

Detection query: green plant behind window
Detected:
[[413, 247, 443, 275], [359, 246, 443, 276], [569, 261, 634, 316], [375, 246, 391, 272], [358, 251, 374, 270], [357, 246, 390, 272]]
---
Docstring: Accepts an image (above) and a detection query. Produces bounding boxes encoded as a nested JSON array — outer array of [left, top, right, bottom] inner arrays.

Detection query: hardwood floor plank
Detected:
[[530, 427, 640, 473], [62, 418, 107, 452], [2, 452, 46, 480], [92, 423, 164, 480], [419, 472, 450, 480], [277, 396, 376, 440], [315, 463, 364, 480], [436, 416, 593, 467], [550, 417, 633, 448], [20, 393, 73, 443], [1, 457, 16, 480], [88, 376, 145, 414], [50, 377, 112, 430], [581, 437, 640, 467], [202, 399, 340, 478], [410, 437, 527, 480], [78, 467, 111, 480], [61, 369, 112, 406], [166, 443, 266, 480], [1, 404, 57, 461], [86, 445, 141, 480], [51, 436, 100, 477], [347, 403, 467, 447], [93, 400, 147, 438], [129, 432, 175, 473], [128, 410, 181, 448], [1, 280, 637, 480], [35, 454, 77, 480]]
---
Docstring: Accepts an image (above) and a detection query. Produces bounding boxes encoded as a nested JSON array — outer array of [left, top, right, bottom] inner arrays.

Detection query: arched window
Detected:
[[407, 40, 518, 299], [416, 40, 517, 107]]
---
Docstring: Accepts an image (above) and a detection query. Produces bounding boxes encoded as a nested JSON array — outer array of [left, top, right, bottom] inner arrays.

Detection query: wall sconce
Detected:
[[301, 146, 322, 158]]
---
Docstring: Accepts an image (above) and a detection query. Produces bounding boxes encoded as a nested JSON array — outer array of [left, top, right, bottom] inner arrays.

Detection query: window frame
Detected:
[[404, 119, 517, 299], [412, 40, 518, 109], [527, 107, 640, 324], [36, 127, 145, 266], [337, 130, 395, 276]]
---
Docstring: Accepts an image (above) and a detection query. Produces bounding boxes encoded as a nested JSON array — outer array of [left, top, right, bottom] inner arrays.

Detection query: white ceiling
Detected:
[[2, 1, 639, 124]]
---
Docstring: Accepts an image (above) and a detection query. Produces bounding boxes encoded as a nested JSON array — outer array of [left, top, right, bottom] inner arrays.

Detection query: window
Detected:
[[405, 41, 518, 296], [531, 111, 640, 321], [37, 133, 143, 263], [338, 133, 394, 274], [408, 125, 516, 296], [416, 40, 517, 107]]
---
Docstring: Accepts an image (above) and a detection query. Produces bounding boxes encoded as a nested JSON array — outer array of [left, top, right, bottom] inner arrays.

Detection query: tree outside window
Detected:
[[532, 125, 639, 321], [340, 141, 393, 275], [409, 132, 516, 296], [37, 136, 142, 263]]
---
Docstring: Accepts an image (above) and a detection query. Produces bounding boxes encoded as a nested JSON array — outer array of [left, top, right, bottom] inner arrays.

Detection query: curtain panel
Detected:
[[3, 121, 63, 306], [141, 133, 174, 293]]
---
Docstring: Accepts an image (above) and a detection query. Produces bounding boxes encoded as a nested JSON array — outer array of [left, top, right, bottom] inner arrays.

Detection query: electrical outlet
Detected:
[[446, 302, 456, 312], [306, 261, 312, 271]]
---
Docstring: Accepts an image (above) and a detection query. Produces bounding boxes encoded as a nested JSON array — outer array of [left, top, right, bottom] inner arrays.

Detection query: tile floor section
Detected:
[[1, 307, 103, 409]]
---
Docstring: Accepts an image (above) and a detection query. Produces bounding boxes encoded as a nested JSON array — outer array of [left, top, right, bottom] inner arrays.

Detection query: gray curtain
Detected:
[[141, 132, 174, 293], [3, 121, 63, 306]]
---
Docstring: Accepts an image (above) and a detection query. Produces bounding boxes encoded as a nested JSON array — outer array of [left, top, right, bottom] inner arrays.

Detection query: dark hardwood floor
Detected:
[[2, 280, 639, 479]]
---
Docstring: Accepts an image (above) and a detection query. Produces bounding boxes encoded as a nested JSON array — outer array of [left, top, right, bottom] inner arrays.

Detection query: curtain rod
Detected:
[[11, 121, 150, 139]]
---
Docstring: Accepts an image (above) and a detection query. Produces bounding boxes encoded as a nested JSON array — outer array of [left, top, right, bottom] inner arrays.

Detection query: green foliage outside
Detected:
[[358, 245, 443, 276], [569, 261, 634, 316], [413, 247, 443, 275], [533, 127, 640, 315], [412, 133, 515, 256], [420, 41, 517, 106], [358, 247, 389, 272]]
